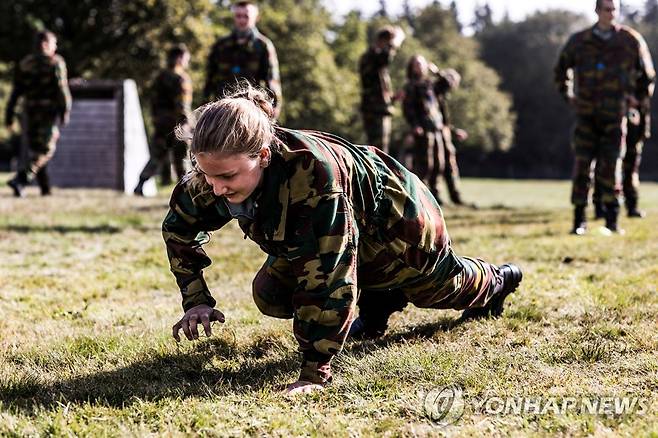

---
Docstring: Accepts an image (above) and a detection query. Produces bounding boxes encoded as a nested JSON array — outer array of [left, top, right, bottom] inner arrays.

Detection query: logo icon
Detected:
[[423, 384, 466, 426]]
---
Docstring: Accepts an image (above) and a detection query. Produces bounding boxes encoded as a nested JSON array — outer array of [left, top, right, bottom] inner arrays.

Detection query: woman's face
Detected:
[[411, 56, 428, 77], [194, 149, 269, 204]]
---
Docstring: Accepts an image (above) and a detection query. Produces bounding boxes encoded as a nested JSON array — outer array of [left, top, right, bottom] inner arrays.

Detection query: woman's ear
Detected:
[[259, 147, 271, 168]]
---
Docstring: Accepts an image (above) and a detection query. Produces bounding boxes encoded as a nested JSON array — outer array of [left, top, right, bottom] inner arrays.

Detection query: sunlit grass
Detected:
[[1, 174, 657, 436]]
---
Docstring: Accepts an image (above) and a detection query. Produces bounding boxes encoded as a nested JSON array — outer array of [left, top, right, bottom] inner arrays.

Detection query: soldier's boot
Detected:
[[133, 178, 147, 196], [571, 205, 587, 235], [594, 200, 606, 220], [604, 203, 624, 234], [625, 198, 645, 218], [349, 290, 409, 340], [460, 264, 523, 321], [35, 168, 51, 196], [7, 171, 27, 198]]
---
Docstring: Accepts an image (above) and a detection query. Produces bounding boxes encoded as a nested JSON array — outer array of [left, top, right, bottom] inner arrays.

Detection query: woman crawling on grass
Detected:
[[164, 84, 522, 395]]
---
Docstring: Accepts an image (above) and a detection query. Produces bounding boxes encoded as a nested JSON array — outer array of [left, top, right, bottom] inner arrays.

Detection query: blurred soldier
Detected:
[[204, 1, 282, 118], [434, 66, 474, 207], [5, 30, 71, 197], [554, 0, 655, 234], [593, 96, 653, 219], [135, 44, 192, 196], [403, 54, 457, 203], [358, 26, 405, 155]]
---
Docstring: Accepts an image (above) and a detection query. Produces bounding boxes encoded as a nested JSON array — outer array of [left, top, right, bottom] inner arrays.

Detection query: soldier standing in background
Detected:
[[204, 1, 282, 118], [358, 26, 405, 156], [554, 0, 655, 235], [134, 44, 193, 196], [434, 66, 474, 207], [593, 89, 654, 219], [5, 30, 71, 197], [402, 54, 452, 203]]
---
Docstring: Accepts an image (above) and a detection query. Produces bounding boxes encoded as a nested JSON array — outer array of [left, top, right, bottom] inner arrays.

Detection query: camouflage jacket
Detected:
[[359, 46, 394, 115], [434, 73, 457, 128], [162, 128, 454, 382], [554, 24, 656, 118], [151, 67, 192, 122], [204, 28, 281, 109], [5, 52, 72, 125], [402, 77, 446, 131]]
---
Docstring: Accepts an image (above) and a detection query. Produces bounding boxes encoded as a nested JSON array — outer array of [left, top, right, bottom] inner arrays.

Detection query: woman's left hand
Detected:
[[284, 380, 324, 396]]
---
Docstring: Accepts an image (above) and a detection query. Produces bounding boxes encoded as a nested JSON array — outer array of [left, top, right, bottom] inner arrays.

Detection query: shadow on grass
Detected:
[[0, 224, 122, 234], [1, 317, 469, 412], [1, 337, 299, 412], [344, 316, 464, 357]]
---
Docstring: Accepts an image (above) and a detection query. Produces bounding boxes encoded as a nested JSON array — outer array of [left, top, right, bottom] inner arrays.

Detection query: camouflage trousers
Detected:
[[571, 113, 625, 207], [139, 115, 188, 183], [593, 116, 645, 204], [410, 129, 445, 202], [440, 127, 463, 204], [18, 109, 60, 180], [252, 249, 501, 321], [362, 112, 391, 155]]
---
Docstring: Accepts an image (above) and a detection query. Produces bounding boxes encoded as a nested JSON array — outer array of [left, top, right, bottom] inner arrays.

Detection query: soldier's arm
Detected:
[[162, 181, 231, 312], [175, 73, 193, 122], [55, 58, 72, 125], [402, 85, 421, 129], [286, 193, 358, 385], [5, 65, 25, 127], [262, 40, 282, 116], [634, 33, 656, 102], [203, 43, 219, 101], [554, 36, 575, 101]]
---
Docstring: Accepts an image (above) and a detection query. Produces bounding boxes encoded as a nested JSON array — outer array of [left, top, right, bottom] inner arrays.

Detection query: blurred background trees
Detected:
[[0, 0, 656, 179]]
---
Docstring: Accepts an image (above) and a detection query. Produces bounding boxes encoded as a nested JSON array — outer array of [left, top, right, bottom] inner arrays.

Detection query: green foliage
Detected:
[[0, 0, 515, 155], [257, 0, 361, 140]]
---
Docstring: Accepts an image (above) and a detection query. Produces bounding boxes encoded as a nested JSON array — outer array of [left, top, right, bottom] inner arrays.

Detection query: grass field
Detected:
[[1, 174, 657, 437]]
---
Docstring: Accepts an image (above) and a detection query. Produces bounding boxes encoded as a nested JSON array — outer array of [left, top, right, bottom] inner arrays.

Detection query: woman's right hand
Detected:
[[172, 304, 225, 341]]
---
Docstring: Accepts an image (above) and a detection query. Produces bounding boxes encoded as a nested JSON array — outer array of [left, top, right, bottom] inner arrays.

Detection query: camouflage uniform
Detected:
[[204, 29, 281, 111], [163, 127, 507, 384], [436, 75, 464, 204], [138, 67, 193, 185], [5, 51, 71, 193], [402, 75, 448, 202], [593, 99, 653, 216], [359, 47, 394, 153], [555, 24, 655, 228]]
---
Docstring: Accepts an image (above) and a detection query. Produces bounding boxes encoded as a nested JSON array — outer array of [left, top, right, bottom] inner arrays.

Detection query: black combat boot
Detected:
[[133, 178, 147, 196], [604, 203, 624, 233], [349, 290, 409, 340], [7, 171, 27, 198], [593, 200, 606, 220], [35, 168, 51, 196], [460, 263, 523, 321], [571, 205, 587, 235], [625, 198, 645, 218]]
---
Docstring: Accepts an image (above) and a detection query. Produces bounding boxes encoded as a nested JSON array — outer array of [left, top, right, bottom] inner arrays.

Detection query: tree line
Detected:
[[0, 0, 656, 179]]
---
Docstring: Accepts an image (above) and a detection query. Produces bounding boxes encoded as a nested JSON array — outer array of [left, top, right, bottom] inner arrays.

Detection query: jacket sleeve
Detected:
[[204, 43, 219, 100], [286, 192, 358, 384], [55, 57, 72, 121], [634, 33, 656, 102], [402, 84, 421, 128], [261, 39, 282, 113], [5, 64, 25, 126], [162, 182, 231, 311], [554, 36, 576, 101]]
